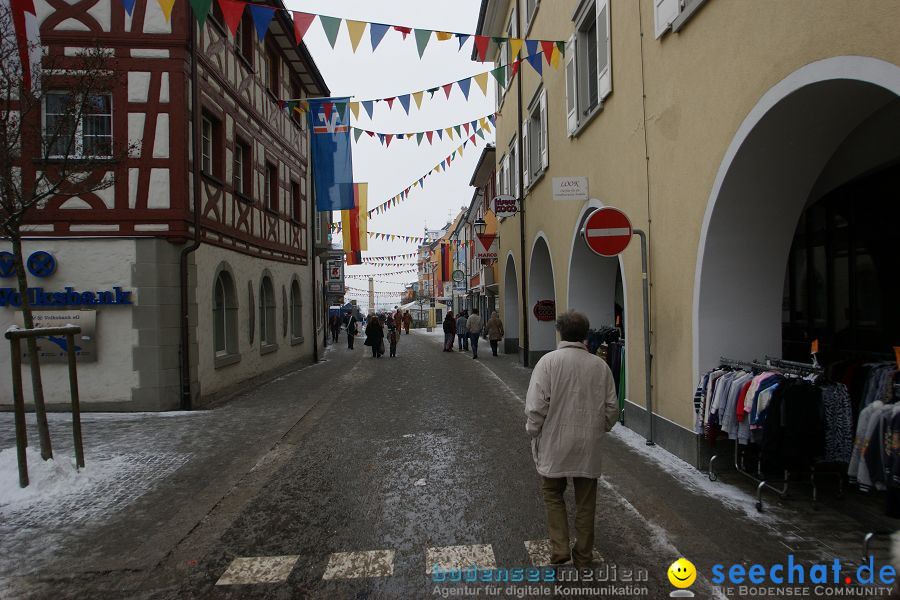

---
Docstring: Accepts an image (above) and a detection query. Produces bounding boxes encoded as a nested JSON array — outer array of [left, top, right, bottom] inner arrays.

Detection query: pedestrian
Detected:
[[403, 310, 412, 334], [525, 310, 618, 569], [388, 323, 399, 357], [486, 311, 504, 357], [329, 314, 340, 343], [456, 311, 468, 351], [394, 309, 403, 333], [364, 315, 385, 358], [442, 311, 456, 352], [466, 309, 483, 359], [347, 315, 358, 350]]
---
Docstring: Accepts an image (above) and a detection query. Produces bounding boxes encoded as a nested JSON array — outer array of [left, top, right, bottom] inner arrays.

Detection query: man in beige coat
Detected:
[[525, 310, 619, 568]]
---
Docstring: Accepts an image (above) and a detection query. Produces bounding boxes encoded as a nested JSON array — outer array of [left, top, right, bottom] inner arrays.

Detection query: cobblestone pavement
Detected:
[[0, 330, 897, 599]]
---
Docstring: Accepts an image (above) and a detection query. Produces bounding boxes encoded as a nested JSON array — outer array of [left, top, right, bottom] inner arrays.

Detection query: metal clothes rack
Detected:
[[706, 356, 829, 512]]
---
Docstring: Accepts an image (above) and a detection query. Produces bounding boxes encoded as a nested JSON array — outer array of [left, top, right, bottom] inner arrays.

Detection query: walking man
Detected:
[[347, 315, 358, 350], [456, 311, 468, 351], [403, 311, 412, 334], [525, 310, 618, 568], [466, 309, 483, 359]]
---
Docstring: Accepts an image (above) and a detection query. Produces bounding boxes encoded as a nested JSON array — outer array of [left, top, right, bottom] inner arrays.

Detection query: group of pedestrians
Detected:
[[442, 309, 504, 359], [358, 308, 408, 358]]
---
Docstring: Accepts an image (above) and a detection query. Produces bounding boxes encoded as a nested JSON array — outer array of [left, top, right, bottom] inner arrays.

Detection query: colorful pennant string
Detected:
[[349, 112, 496, 147]]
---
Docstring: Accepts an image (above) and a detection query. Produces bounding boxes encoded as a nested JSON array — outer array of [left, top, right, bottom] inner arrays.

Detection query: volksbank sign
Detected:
[[0, 287, 133, 308]]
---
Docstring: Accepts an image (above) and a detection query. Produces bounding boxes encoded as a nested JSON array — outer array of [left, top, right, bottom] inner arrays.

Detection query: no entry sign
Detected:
[[582, 207, 632, 257]]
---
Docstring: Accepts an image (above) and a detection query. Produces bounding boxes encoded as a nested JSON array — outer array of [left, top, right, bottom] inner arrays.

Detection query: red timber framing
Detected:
[[21, 0, 328, 266]]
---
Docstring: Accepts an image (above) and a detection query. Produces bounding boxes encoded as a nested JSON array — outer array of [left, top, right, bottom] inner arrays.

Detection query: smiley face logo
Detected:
[[668, 558, 697, 588]]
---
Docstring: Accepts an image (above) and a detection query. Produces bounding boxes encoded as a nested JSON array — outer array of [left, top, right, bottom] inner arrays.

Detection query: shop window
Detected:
[[233, 138, 251, 197], [290, 279, 303, 341], [566, 0, 611, 136], [213, 270, 239, 365], [201, 113, 222, 178], [524, 87, 548, 187], [259, 275, 276, 350], [44, 92, 113, 158], [265, 161, 278, 212]]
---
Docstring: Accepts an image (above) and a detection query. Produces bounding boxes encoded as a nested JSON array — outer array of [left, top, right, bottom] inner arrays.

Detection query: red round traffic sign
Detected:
[[582, 207, 632, 257]]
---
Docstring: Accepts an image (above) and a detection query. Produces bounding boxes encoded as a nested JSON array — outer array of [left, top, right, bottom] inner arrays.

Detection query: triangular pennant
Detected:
[[463, 123, 470, 135], [322, 102, 333, 122], [510, 59, 521, 78], [414, 28, 432, 58], [527, 50, 543, 75], [488, 114, 496, 127], [427, 87, 438, 97], [385, 97, 395, 109], [385, 134, 393, 148], [247, 4, 275, 42], [442, 83, 454, 99], [491, 65, 506, 88], [346, 20, 367, 53], [362, 100, 374, 119], [370, 22, 389, 50], [366, 130, 375, 137], [436, 31, 453, 41], [550, 46, 561, 68], [377, 133, 385, 145], [157, 0, 176, 22], [458, 77, 472, 100], [454, 125, 461, 137], [476, 128, 485, 140], [474, 35, 489, 62], [470, 134, 476, 143], [556, 40, 565, 55], [353, 128, 364, 142], [426, 131, 433, 144], [394, 25, 412, 39], [480, 117, 491, 133], [349, 102, 360, 120], [334, 102, 347, 119], [398, 94, 411, 115], [412, 91, 424, 109], [121, 0, 137, 17], [445, 128, 453, 140], [292, 11, 315, 45], [540, 40, 555, 65], [457, 34, 470, 50], [474, 72, 489, 95], [436, 129, 443, 140], [188, 0, 212, 26], [319, 15, 342, 48], [416, 132, 424, 146], [509, 38, 523, 59]]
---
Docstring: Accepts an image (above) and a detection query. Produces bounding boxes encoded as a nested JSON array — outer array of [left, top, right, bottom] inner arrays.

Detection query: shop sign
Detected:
[[476, 234, 498, 260], [327, 282, 344, 294], [533, 300, 556, 322], [326, 259, 344, 282], [452, 269, 465, 283], [491, 195, 518, 218], [553, 177, 588, 201], [0, 286, 133, 308], [14, 310, 97, 363]]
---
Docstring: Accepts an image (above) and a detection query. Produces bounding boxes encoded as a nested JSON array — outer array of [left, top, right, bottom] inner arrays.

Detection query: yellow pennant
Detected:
[[349, 102, 360, 120], [480, 118, 491, 133], [509, 38, 523, 59], [412, 91, 424, 109], [346, 20, 367, 53], [550, 46, 561, 68], [445, 127, 453, 140], [458, 144, 464, 157], [473, 72, 489, 95], [436, 31, 453, 41], [157, 0, 175, 22]]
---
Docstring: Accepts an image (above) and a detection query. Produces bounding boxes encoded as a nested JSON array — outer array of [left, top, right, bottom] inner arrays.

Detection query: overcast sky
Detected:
[[285, 0, 495, 306]]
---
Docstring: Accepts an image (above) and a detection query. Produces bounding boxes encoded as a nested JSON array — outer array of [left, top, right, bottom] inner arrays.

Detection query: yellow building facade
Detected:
[[481, 0, 900, 461]]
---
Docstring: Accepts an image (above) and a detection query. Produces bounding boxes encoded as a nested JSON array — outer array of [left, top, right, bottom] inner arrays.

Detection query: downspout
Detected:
[[179, 12, 203, 410], [515, 0, 529, 367], [309, 166, 318, 363]]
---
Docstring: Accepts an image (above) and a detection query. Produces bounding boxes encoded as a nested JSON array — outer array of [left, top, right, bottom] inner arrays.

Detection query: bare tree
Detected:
[[0, 5, 137, 459]]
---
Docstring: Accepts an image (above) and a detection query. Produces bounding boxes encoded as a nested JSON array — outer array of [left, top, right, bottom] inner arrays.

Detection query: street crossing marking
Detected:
[[426, 544, 497, 574], [525, 539, 605, 567], [215, 555, 299, 585], [322, 549, 395, 579]]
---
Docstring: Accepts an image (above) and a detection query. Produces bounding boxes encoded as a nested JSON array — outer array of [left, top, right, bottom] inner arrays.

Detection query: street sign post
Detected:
[[581, 207, 632, 257]]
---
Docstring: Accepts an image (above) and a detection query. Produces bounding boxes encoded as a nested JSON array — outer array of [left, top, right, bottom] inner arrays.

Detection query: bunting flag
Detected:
[[349, 112, 497, 145], [330, 224, 426, 244], [370, 22, 389, 50], [354, 253, 418, 262], [247, 4, 275, 41], [292, 11, 315, 44], [218, 0, 244, 35], [346, 19, 367, 52], [319, 14, 342, 48], [414, 28, 431, 58], [189, 0, 213, 25]]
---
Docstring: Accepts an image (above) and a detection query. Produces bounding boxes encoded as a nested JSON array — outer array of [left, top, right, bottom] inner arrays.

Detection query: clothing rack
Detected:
[[707, 356, 830, 512]]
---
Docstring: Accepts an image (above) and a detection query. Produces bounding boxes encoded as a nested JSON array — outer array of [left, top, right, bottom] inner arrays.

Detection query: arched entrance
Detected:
[[503, 254, 520, 355], [528, 235, 556, 365], [694, 57, 900, 380]]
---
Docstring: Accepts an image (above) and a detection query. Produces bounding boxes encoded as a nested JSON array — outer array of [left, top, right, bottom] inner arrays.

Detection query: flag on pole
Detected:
[[310, 98, 355, 211]]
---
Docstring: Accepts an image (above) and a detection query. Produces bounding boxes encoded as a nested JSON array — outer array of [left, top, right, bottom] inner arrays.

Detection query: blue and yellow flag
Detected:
[[309, 97, 355, 212]]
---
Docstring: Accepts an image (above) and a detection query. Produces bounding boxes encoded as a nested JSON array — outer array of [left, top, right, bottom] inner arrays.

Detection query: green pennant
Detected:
[[335, 101, 347, 119], [454, 125, 461, 137], [287, 100, 298, 111], [189, 0, 212, 26], [452, 151, 457, 159], [353, 128, 364, 142], [492, 36, 505, 44], [416, 132, 424, 146], [414, 29, 432, 58], [320, 15, 342, 48], [491, 65, 506, 88], [556, 40, 565, 55], [476, 128, 485, 140]]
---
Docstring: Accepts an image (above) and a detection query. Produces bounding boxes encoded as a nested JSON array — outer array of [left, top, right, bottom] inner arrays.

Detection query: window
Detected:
[[266, 47, 279, 96], [290, 279, 303, 340], [497, 153, 507, 196], [201, 113, 222, 177], [290, 180, 301, 222], [265, 162, 278, 212], [213, 270, 238, 362], [524, 87, 549, 186], [259, 275, 276, 348], [508, 136, 518, 197], [655, 0, 707, 37], [566, 0, 611, 136], [236, 12, 254, 62], [233, 138, 251, 197], [44, 93, 113, 158], [524, 0, 538, 30], [505, 9, 518, 89]]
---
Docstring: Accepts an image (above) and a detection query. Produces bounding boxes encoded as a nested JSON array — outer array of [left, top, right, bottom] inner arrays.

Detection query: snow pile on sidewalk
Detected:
[[0, 446, 126, 510]]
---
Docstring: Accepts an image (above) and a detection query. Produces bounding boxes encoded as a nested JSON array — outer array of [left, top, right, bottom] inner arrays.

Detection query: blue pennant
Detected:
[[248, 5, 275, 42], [457, 34, 470, 51], [398, 94, 411, 115], [362, 100, 374, 119], [458, 78, 471, 100], [370, 23, 390, 51]]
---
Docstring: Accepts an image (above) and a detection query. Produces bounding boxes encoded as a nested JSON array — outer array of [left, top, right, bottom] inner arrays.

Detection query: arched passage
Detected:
[[694, 57, 900, 380], [503, 254, 520, 355], [528, 235, 556, 365]]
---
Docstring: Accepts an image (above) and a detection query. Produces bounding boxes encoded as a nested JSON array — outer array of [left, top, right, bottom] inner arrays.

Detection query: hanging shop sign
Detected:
[[553, 177, 589, 201], [476, 233, 498, 260], [327, 258, 344, 282], [14, 310, 97, 363], [582, 207, 633, 257], [533, 300, 556, 322], [491, 195, 518, 218], [452, 269, 465, 283]]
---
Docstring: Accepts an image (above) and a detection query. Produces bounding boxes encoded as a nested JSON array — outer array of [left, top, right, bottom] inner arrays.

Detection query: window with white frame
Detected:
[[213, 270, 238, 359], [654, 0, 706, 38], [524, 0, 538, 31], [565, 0, 611, 136], [509, 136, 519, 197], [290, 279, 302, 340], [44, 93, 113, 158], [523, 87, 548, 187], [259, 275, 276, 347]]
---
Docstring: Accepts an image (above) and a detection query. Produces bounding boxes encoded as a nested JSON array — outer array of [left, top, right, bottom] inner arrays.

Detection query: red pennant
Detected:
[[540, 40, 555, 65], [394, 26, 411, 39], [366, 130, 375, 137], [470, 134, 476, 143], [510, 59, 521, 78], [292, 11, 315, 44], [463, 123, 470, 135], [474, 35, 489, 62], [322, 102, 333, 122], [219, 0, 246, 36], [426, 131, 433, 144], [385, 134, 393, 147], [385, 97, 395, 109], [442, 83, 453, 98]]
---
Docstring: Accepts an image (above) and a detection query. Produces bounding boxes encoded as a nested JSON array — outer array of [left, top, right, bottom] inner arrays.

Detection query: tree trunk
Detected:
[[10, 236, 53, 460]]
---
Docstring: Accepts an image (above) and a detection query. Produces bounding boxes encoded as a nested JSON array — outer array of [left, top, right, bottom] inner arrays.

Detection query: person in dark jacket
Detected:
[[442, 312, 456, 352], [365, 315, 384, 358], [347, 315, 358, 350]]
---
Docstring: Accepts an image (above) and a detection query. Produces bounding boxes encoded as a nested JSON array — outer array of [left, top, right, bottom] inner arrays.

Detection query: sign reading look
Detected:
[[582, 207, 633, 257]]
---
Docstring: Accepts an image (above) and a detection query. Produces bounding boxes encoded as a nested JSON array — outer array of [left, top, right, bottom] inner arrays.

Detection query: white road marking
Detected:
[[426, 544, 496, 573], [215, 555, 299, 585], [525, 539, 604, 567], [322, 549, 395, 579]]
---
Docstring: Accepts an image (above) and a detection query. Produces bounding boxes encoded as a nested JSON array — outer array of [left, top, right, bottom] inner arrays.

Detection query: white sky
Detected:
[[285, 0, 496, 305]]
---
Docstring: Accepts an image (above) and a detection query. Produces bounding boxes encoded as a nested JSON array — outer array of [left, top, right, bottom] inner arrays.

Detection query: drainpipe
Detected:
[[515, 0, 529, 367], [310, 176, 319, 363], [179, 13, 203, 410]]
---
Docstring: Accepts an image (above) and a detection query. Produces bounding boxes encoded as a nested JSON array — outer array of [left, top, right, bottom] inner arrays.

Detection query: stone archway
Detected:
[[503, 253, 520, 355], [528, 235, 556, 365]]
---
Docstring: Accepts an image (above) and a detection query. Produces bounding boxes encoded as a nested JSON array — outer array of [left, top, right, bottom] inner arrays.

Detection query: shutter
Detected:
[[540, 89, 549, 169], [565, 34, 577, 135], [522, 118, 529, 188], [597, 0, 612, 100], [654, 0, 679, 39]]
